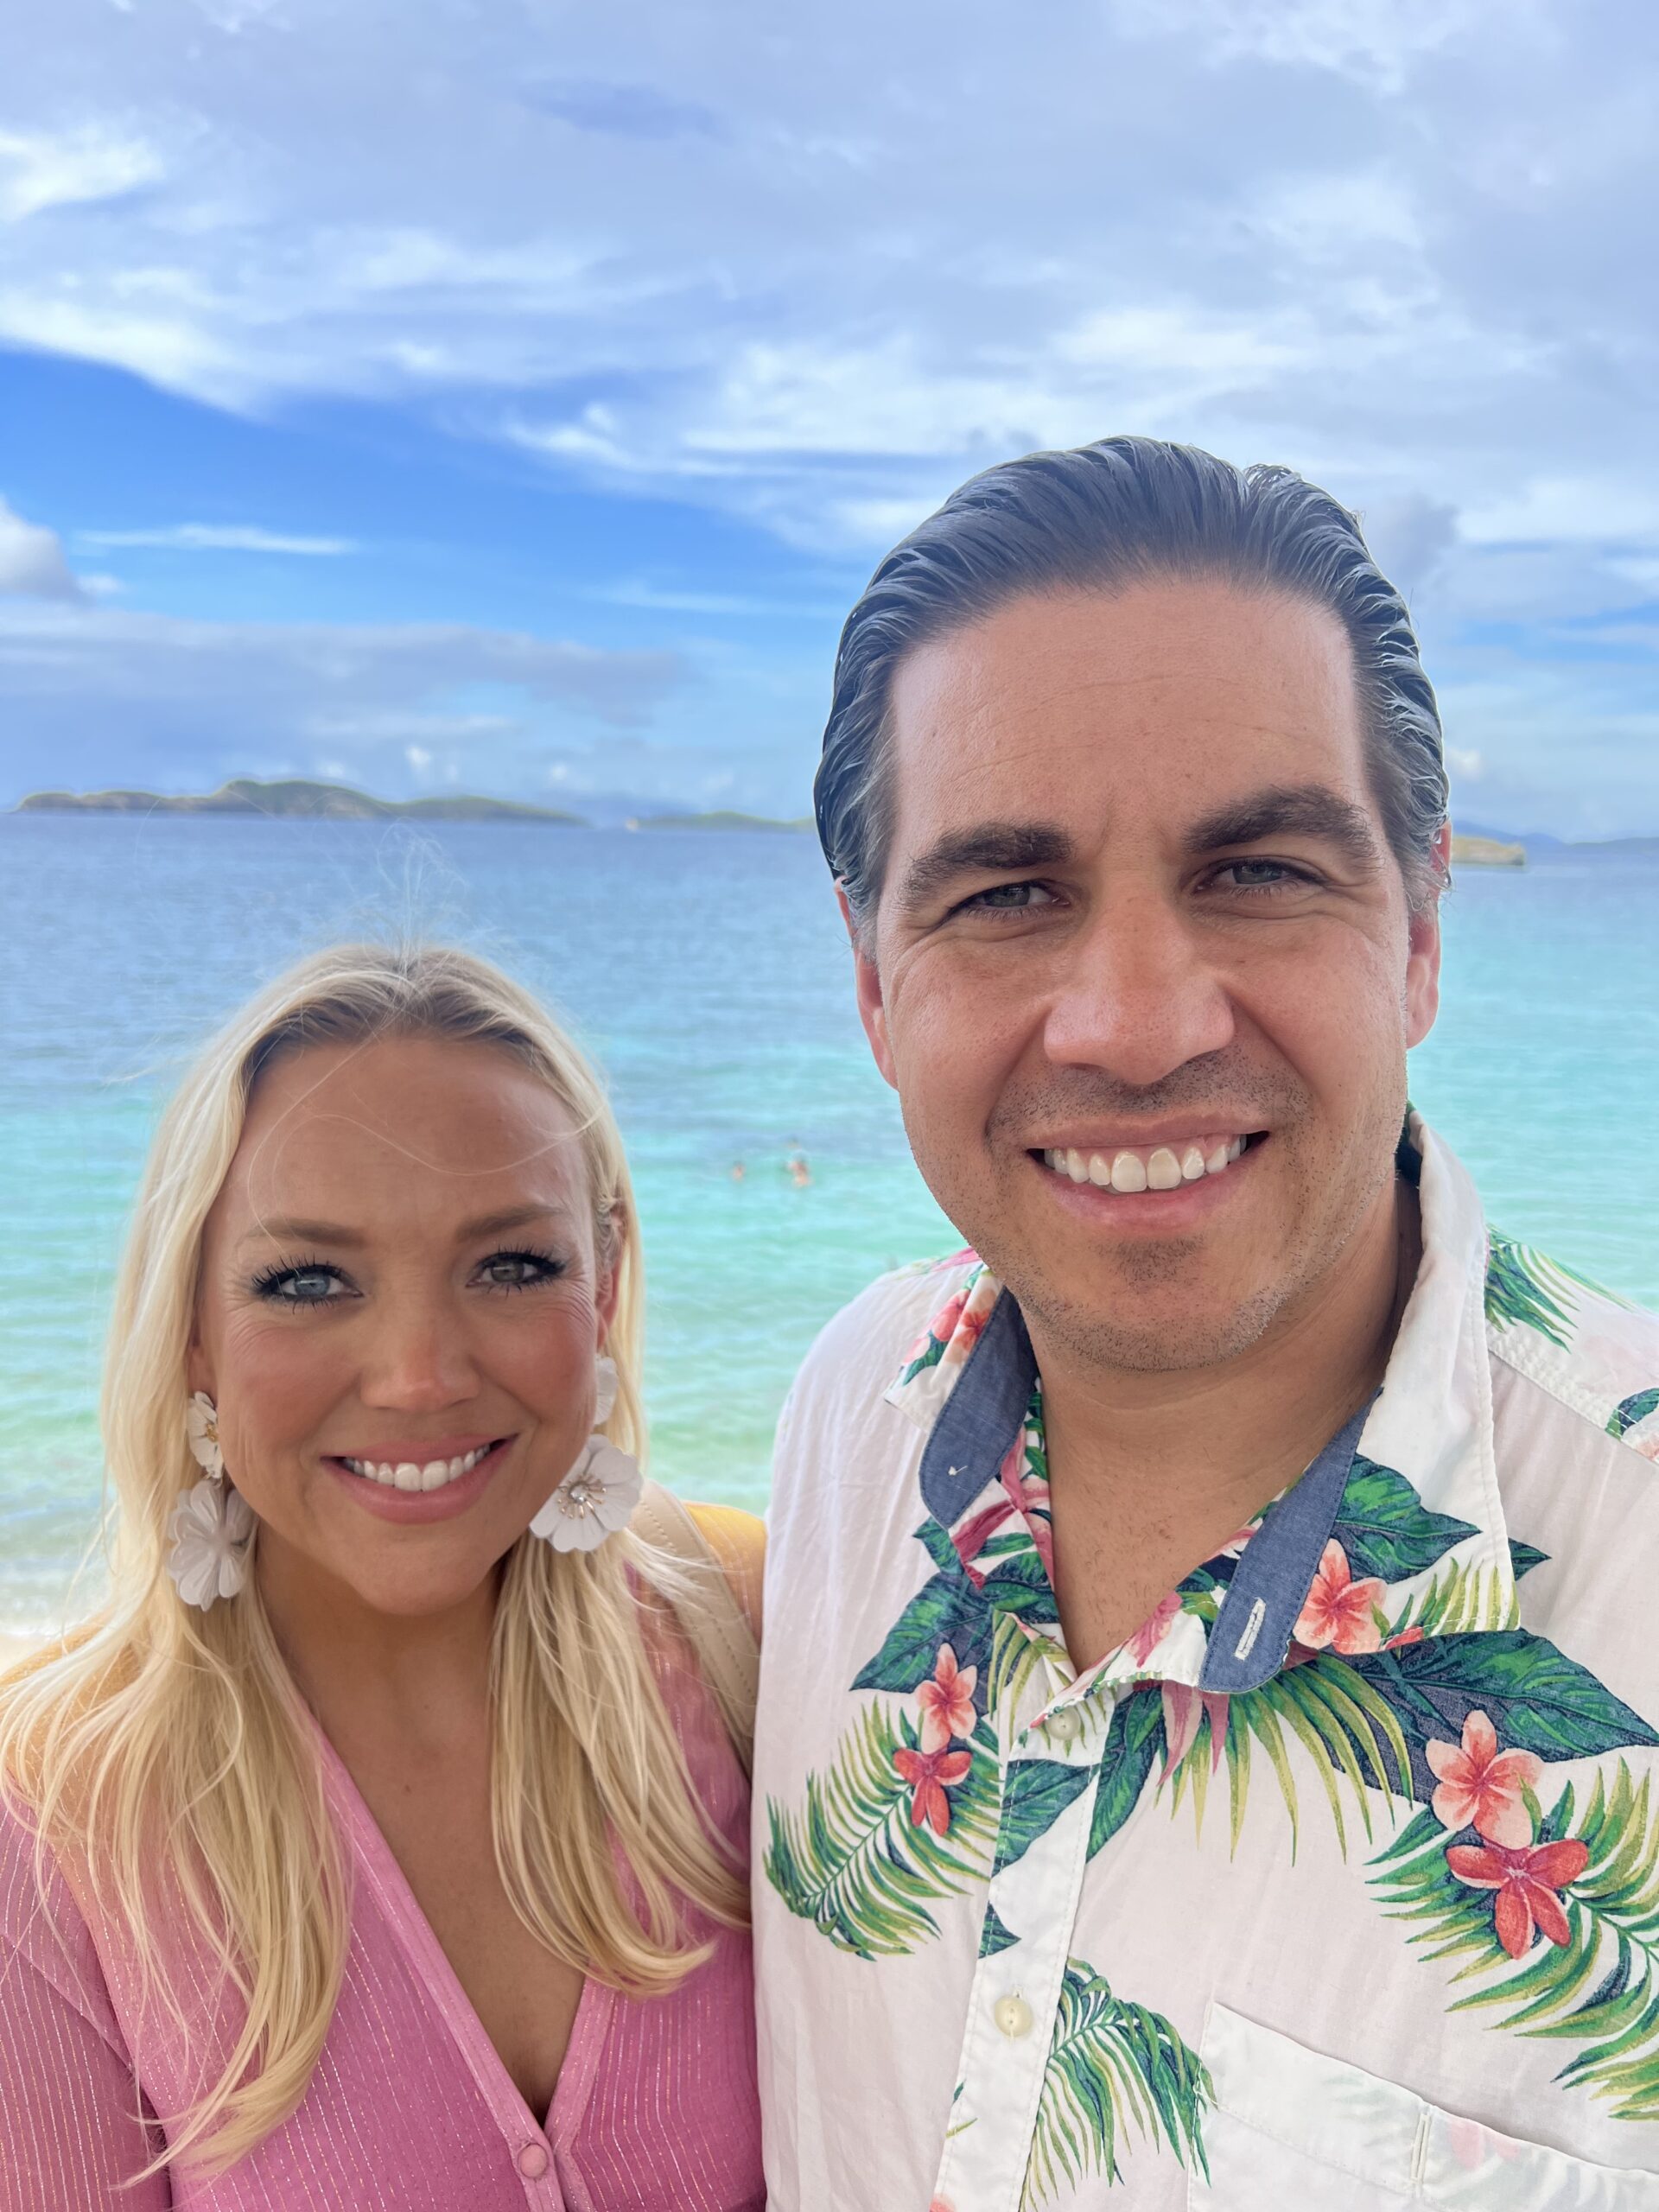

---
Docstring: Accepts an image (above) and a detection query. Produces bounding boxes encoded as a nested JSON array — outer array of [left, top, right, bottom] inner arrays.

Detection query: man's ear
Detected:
[[1403, 819, 1452, 1048], [836, 882, 898, 1091]]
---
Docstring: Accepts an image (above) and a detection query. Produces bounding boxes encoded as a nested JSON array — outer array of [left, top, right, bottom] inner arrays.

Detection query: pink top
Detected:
[[0, 1648, 762, 2210]]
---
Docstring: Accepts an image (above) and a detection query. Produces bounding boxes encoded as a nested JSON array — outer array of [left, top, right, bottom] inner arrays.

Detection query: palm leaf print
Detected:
[[1193, 1658, 1411, 1859], [764, 1705, 999, 1959], [1387, 1554, 1521, 1638], [1484, 1232, 1603, 1349], [1370, 1764, 1659, 2121], [1020, 1960, 1210, 2210], [1609, 1388, 1659, 1442]]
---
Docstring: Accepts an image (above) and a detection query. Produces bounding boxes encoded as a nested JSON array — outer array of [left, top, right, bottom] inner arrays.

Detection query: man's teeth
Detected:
[[1043, 1138, 1248, 1191], [340, 1443, 494, 1491]]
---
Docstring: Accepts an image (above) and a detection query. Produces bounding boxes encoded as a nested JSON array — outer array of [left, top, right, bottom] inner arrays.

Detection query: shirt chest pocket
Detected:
[[1190, 2004, 1659, 2211]]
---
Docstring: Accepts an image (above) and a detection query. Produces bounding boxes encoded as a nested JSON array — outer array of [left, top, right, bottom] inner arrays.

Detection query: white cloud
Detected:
[[1460, 479, 1659, 546], [1, 0, 1657, 829], [79, 523, 357, 555], [1112, 0, 1541, 92], [0, 0, 1643, 593], [0, 497, 83, 600], [0, 122, 162, 222], [0, 603, 689, 800]]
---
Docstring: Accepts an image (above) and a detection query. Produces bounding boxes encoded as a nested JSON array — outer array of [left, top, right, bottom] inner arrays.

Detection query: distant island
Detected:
[[1451, 832, 1525, 868], [14, 777, 587, 825], [624, 810, 813, 833], [3, 787, 1586, 867]]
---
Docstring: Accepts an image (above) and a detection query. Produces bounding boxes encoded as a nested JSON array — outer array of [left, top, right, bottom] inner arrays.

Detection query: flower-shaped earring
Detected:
[[530, 1354, 644, 1554], [168, 1391, 255, 1609]]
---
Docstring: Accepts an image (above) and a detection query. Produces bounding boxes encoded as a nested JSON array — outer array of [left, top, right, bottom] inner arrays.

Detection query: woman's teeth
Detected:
[[1040, 1137, 1249, 1192], [340, 1443, 493, 1492]]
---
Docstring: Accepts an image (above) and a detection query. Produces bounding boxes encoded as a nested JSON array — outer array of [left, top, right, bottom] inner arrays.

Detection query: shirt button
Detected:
[[1045, 1706, 1082, 1744], [994, 1993, 1034, 2039], [517, 2141, 550, 2178]]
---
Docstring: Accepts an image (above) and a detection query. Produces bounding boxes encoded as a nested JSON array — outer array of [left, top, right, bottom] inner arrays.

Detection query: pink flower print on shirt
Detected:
[[893, 1745, 975, 1836], [1446, 1837, 1591, 1959], [1124, 1591, 1183, 1668], [1160, 1682, 1231, 1782], [1426, 1709, 1543, 1847], [951, 1433, 1053, 1588], [917, 1644, 978, 1753], [1445, 2116, 1523, 2171], [1293, 1539, 1386, 1655], [903, 1271, 996, 1376]]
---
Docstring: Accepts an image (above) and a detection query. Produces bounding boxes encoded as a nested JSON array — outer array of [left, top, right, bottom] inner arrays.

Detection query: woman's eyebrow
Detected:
[[236, 1202, 571, 1250]]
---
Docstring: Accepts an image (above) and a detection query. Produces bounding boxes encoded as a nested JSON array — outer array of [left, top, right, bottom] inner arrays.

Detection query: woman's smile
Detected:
[[322, 1433, 519, 1522]]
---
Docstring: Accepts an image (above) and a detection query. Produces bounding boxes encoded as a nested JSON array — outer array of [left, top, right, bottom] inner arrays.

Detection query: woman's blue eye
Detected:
[[477, 1249, 564, 1292], [254, 1263, 345, 1304]]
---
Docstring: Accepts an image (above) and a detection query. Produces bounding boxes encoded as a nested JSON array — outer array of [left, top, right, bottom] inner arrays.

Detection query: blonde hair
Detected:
[[0, 943, 745, 2172]]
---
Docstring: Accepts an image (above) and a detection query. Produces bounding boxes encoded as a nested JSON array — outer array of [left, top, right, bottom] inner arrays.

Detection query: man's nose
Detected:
[[358, 1294, 479, 1410], [1040, 888, 1236, 1088]]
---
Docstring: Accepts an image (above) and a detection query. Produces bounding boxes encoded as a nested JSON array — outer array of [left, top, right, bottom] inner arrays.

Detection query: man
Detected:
[[753, 437, 1659, 2210]]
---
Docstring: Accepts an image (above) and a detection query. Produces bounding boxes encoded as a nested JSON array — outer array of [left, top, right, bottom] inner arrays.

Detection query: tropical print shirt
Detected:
[[753, 1118, 1659, 2211]]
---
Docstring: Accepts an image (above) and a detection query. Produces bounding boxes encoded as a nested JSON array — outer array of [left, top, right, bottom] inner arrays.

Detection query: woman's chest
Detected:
[[368, 1777, 585, 2119]]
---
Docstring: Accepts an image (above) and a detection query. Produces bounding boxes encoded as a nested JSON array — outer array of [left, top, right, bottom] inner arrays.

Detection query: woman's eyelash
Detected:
[[476, 1246, 567, 1290], [249, 1247, 569, 1302], [251, 1254, 340, 1300]]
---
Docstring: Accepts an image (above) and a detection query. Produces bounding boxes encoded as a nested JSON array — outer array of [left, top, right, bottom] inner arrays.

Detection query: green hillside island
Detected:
[[1450, 832, 1526, 868], [14, 777, 587, 824], [13, 784, 1529, 859], [625, 810, 814, 832]]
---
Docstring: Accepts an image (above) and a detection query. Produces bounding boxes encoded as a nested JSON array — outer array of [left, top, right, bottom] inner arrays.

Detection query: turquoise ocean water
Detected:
[[2, 816, 1655, 1636]]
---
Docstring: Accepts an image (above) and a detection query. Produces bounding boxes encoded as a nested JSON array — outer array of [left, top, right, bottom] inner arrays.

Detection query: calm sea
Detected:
[[2, 816, 1655, 1636]]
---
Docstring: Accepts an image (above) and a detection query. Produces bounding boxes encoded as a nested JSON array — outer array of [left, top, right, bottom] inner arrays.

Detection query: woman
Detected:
[[0, 944, 765, 2208]]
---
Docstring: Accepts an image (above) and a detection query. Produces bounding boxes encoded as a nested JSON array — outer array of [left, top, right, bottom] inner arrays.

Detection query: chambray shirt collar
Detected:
[[884, 1110, 1513, 1698]]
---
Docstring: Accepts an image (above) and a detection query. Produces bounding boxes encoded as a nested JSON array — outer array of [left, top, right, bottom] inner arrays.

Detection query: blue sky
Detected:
[[2, 0, 1656, 832]]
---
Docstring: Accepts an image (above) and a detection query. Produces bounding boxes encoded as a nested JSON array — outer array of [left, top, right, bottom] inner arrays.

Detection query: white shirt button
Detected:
[[993, 1993, 1034, 2039], [1044, 1705, 1082, 1744]]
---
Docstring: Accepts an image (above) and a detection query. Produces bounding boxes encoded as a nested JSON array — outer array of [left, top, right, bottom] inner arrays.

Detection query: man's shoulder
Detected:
[[1484, 1228, 1659, 1459], [791, 1251, 980, 1395]]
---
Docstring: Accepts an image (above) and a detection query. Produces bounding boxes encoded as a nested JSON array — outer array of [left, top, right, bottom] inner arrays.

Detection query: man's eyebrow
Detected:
[[1183, 785, 1382, 868], [899, 823, 1076, 914], [236, 1202, 571, 1250]]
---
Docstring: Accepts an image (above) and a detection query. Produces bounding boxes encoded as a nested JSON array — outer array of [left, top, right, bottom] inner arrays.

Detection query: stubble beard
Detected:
[[929, 1060, 1408, 1382]]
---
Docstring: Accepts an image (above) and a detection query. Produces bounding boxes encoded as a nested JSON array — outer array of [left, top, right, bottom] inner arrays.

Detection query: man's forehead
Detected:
[[883, 581, 1368, 845]]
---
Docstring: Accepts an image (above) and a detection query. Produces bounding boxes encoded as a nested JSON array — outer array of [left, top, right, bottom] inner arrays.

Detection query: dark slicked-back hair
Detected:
[[815, 435, 1448, 925]]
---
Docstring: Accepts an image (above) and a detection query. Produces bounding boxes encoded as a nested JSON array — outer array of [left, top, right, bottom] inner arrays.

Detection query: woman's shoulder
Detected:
[[683, 1503, 765, 1640], [0, 1785, 121, 2041]]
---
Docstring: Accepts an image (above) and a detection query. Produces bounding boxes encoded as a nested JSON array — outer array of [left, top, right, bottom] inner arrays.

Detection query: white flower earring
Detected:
[[168, 1391, 255, 1609], [530, 1354, 644, 1553]]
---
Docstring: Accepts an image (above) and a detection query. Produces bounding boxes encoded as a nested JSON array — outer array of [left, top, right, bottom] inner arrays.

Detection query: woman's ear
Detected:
[[185, 1319, 213, 1401], [594, 1208, 623, 1343]]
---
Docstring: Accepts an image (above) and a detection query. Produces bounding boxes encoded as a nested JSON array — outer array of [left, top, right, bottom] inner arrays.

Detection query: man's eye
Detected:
[[1211, 860, 1311, 893], [962, 881, 1057, 912]]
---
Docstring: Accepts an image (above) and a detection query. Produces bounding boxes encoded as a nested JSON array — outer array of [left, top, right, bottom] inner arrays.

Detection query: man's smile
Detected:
[[1033, 1131, 1262, 1192]]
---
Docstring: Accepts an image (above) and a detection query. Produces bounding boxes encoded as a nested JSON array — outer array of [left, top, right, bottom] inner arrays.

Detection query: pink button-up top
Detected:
[[0, 1647, 762, 2210]]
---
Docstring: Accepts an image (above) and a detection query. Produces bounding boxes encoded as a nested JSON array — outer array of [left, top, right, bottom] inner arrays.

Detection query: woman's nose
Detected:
[[357, 1299, 479, 1410]]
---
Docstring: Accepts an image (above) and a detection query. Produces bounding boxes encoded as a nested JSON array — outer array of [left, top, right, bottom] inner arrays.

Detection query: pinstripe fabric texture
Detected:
[[1, 1642, 762, 2210]]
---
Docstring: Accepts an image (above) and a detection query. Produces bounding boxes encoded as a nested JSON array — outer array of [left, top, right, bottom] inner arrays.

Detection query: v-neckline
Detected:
[[308, 1715, 613, 2143]]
